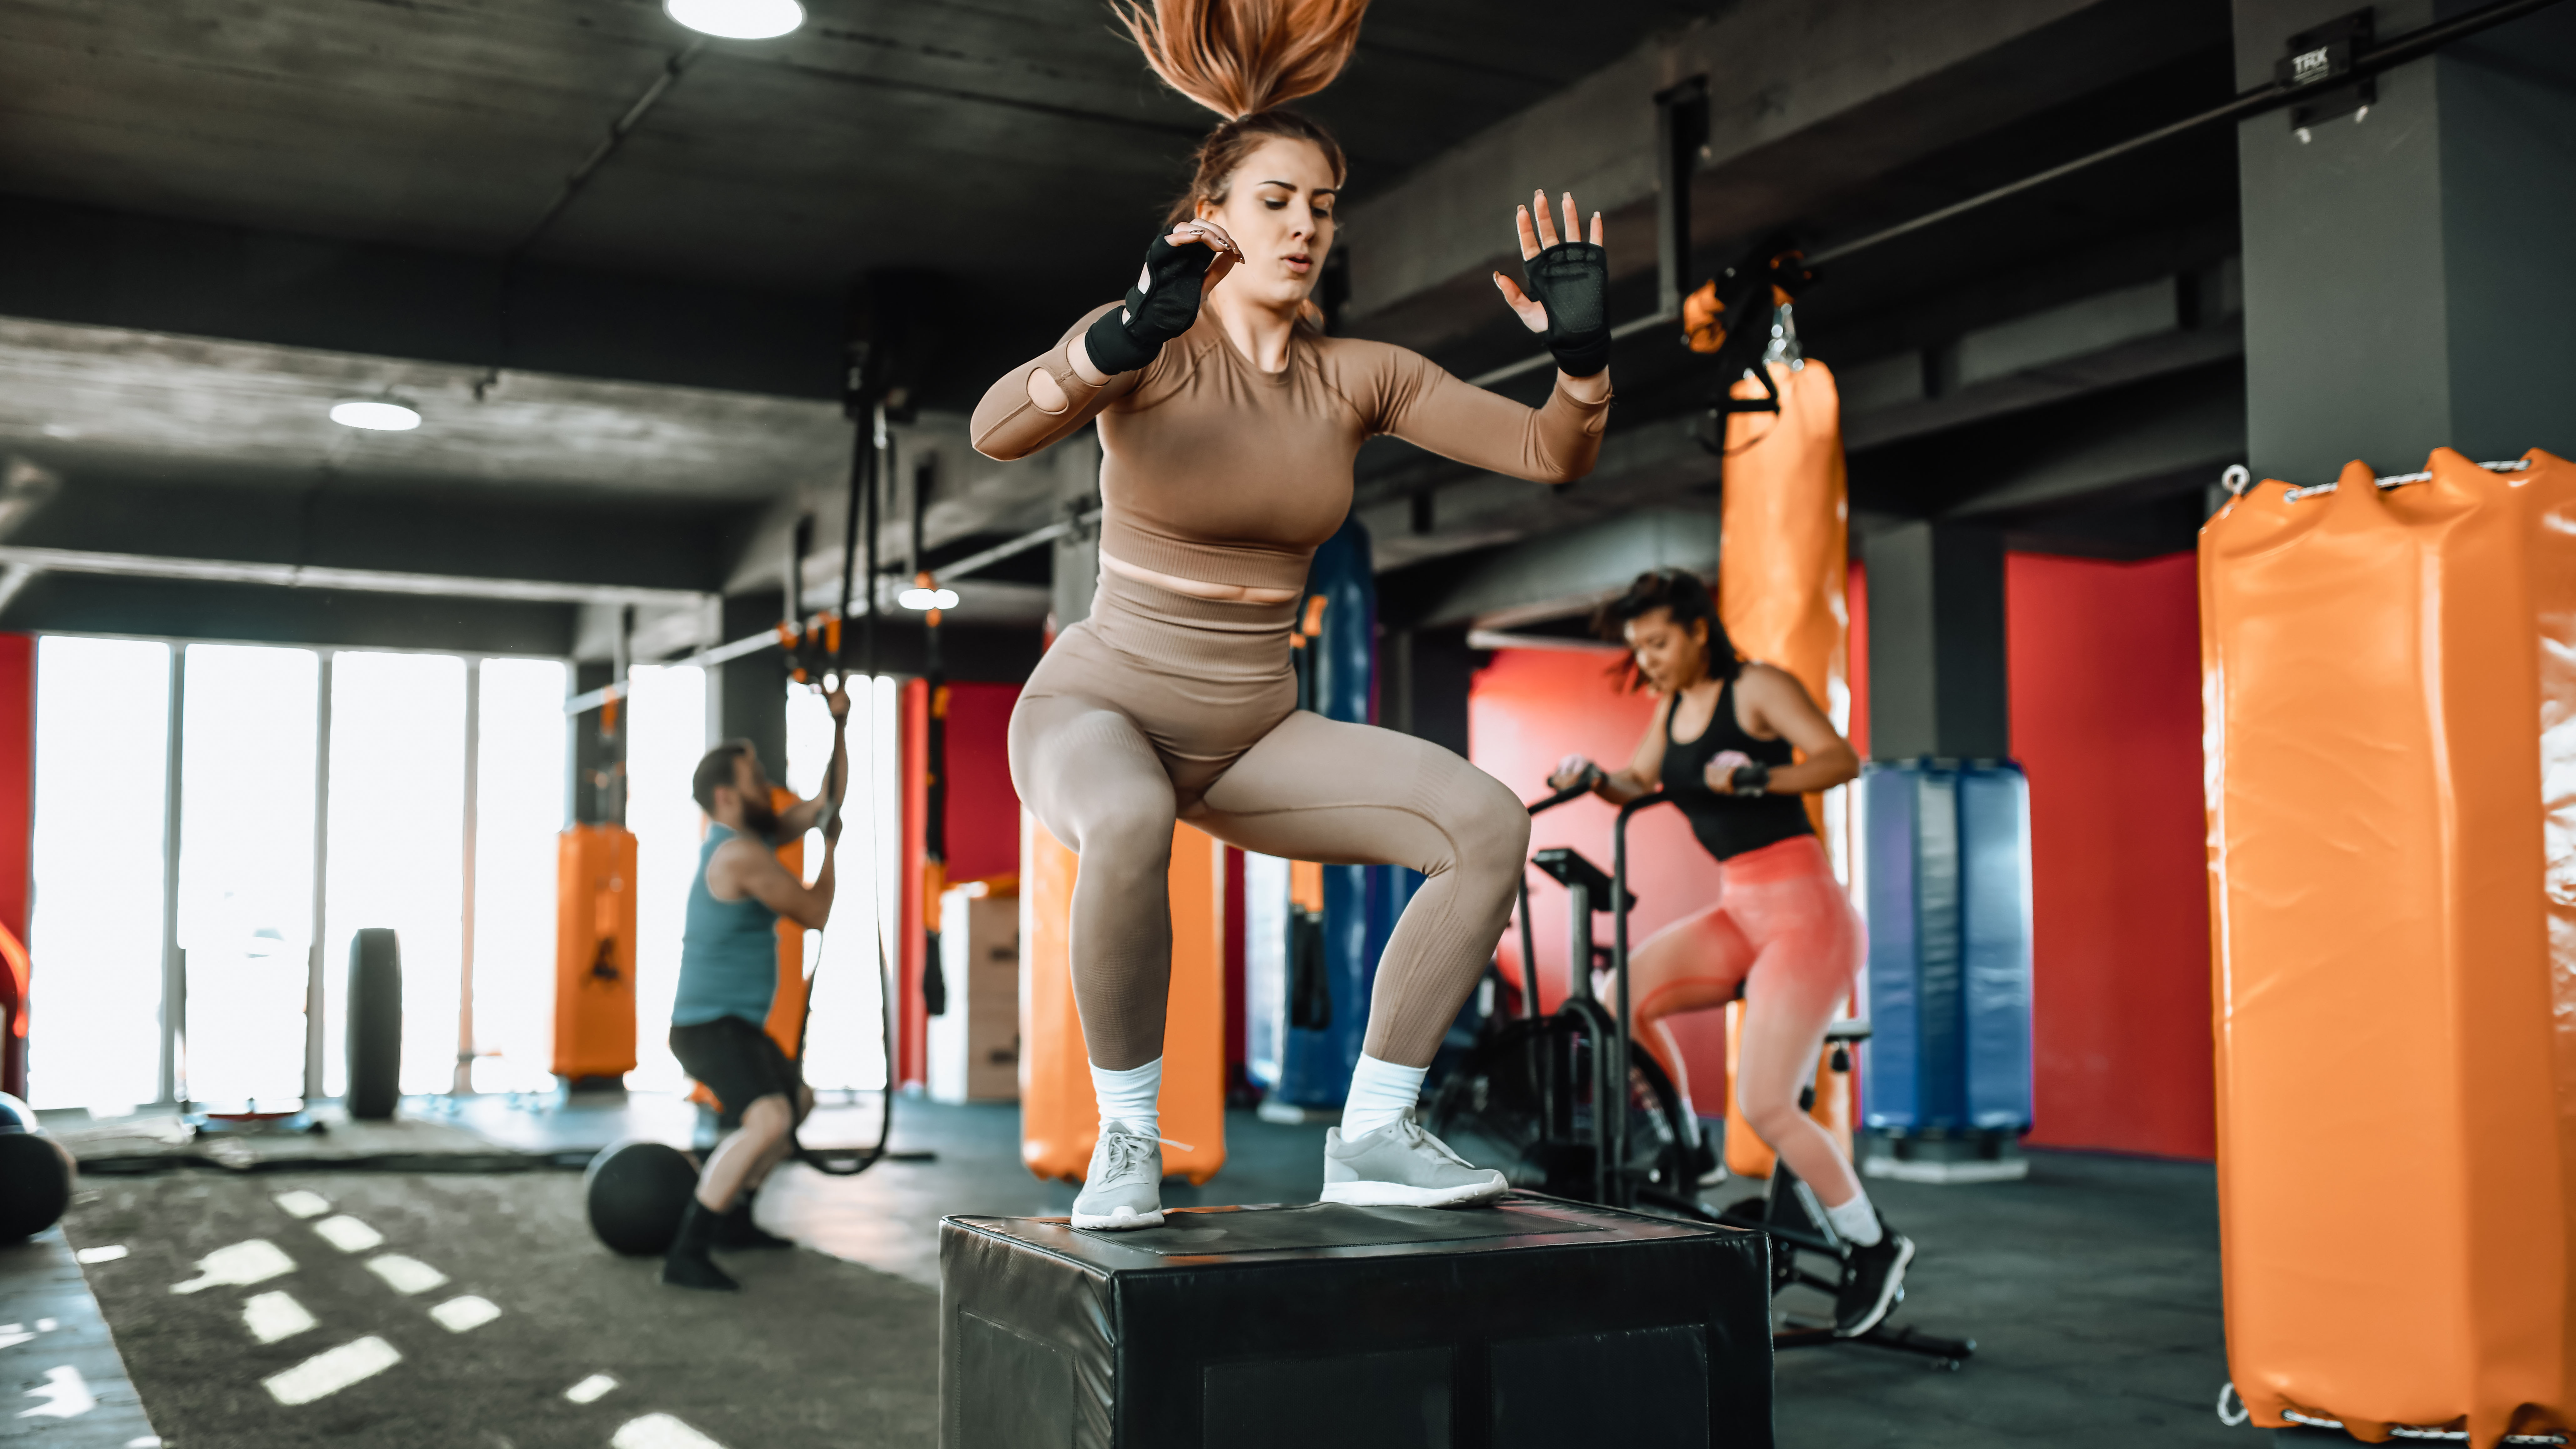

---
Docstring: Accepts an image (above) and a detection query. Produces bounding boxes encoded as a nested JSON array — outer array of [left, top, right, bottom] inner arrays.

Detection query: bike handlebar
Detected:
[[1525, 766, 1606, 816]]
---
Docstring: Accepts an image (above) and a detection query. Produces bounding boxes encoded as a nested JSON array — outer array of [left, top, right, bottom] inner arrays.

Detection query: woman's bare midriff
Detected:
[[1101, 550, 1299, 604]]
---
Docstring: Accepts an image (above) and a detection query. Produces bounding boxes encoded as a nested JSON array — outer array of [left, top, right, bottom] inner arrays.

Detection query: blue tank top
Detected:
[[673, 825, 782, 1028]]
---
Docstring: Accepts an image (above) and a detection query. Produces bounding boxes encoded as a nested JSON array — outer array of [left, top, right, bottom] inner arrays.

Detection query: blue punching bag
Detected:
[[1246, 518, 1377, 1112], [1857, 758, 2034, 1176]]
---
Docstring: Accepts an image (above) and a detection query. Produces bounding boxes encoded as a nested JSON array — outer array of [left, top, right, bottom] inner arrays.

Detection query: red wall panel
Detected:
[[0, 634, 28, 1099], [1467, 648, 1735, 1105], [2007, 551, 2213, 1159], [1465, 555, 2211, 1159], [941, 682, 1024, 886], [898, 679, 1023, 1086]]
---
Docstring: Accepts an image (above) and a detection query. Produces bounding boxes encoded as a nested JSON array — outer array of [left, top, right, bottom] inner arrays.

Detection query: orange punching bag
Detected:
[[553, 823, 638, 1082], [1713, 354, 1858, 1177], [2203, 448, 2576, 1445], [1021, 811, 1227, 1186]]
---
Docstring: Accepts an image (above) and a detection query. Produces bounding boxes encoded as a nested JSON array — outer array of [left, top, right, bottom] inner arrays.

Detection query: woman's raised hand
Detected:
[[1083, 221, 1245, 376], [1547, 752, 1598, 792], [1167, 218, 1242, 296], [1490, 191, 1611, 378]]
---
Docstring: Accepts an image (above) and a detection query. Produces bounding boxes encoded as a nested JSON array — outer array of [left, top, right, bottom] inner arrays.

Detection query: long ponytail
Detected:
[[1112, 1, 1367, 331], [1113, 0, 1369, 122]]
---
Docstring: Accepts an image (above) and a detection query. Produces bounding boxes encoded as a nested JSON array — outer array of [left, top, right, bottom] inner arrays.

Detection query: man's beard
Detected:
[[738, 795, 782, 840]]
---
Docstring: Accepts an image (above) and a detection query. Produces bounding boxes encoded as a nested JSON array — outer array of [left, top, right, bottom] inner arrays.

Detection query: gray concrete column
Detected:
[[1864, 522, 2009, 761], [1050, 430, 1102, 630], [2234, 0, 2576, 481], [568, 662, 621, 825], [1383, 625, 1476, 760], [712, 592, 790, 786]]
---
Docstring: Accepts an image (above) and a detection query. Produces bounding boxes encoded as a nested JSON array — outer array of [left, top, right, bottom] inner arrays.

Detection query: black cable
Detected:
[[477, 40, 706, 400], [790, 408, 926, 1175], [1808, 0, 2565, 265]]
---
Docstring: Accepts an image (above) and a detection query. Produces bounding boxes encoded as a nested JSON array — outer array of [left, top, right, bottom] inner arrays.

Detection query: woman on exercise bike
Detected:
[[1546, 567, 1911, 1338]]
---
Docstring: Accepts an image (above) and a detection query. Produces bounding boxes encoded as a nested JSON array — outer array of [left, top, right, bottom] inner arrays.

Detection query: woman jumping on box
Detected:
[[973, 0, 1612, 1228], [1546, 568, 1913, 1337]]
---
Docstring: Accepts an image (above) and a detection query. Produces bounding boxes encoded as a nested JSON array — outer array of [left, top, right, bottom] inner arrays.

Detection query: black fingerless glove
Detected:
[[1729, 762, 1772, 795], [1083, 233, 1218, 376], [1520, 240, 1611, 378]]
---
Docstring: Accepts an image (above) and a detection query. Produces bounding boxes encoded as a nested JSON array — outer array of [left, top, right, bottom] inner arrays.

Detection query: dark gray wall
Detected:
[[1382, 625, 1478, 760], [2233, 0, 2576, 480], [714, 594, 791, 792], [568, 662, 621, 827], [1863, 522, 2009, 760]]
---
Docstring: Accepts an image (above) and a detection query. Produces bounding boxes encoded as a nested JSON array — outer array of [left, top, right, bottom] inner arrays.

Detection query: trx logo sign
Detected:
[[2274, 10, 2366, 91]]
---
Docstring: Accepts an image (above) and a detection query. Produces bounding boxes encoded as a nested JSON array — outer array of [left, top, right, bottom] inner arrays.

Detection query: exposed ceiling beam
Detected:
[[1338, 0, 2212, 353], [1381, 508, 1724, 632], [0, 544, 704, 609], [0, 571, 578, 657]]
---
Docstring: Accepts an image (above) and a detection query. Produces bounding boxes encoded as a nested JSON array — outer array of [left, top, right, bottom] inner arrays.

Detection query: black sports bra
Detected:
[[1659, 676, 1812, 862]]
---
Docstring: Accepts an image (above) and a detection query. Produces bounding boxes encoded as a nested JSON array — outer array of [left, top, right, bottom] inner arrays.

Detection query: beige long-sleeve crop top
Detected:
[[970, 304, 1611, 595]]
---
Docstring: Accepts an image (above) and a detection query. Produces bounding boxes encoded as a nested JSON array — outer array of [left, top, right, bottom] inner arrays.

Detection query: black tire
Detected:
[[1425, 1017, 1691, 1201], [346, 928, 403, 1121], [0, 1132, 72, 1242], [584, 1140, 701, 1255]]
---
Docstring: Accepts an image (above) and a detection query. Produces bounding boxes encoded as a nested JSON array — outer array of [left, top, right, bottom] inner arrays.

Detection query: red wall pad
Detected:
[[2202, 447, 2576, 1445], [2006, 554, 2213, 1160]]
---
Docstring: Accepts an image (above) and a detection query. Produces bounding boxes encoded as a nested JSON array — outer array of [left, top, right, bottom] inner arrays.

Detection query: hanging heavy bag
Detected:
[[1288, 910, 1331, 1032], [346, 928, 403, 1120]]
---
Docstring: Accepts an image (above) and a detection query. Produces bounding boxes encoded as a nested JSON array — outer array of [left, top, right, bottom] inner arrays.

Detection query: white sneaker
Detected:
[[1319, 1119, 1508, 1208], [1071, 1123, 1166, 1230]]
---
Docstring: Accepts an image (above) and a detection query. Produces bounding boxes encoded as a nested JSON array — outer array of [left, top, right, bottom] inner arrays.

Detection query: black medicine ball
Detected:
[[583, 1139, 700, 1256], [0, 1132, 72, 1243]]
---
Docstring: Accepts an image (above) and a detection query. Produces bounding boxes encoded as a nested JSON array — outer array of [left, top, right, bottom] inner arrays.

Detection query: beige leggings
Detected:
[[1008, 571, 1530, 1071]]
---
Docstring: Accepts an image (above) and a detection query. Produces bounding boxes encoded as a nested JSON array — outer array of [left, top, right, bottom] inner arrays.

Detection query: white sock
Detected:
[[1339, 1055, 1429, 1140], [1091, 1057, 1162, 1142], [1823, 1188, 1884, 1247]]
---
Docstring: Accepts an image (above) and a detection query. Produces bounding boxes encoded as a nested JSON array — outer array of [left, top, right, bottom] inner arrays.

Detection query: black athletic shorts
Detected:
[[669, 1015, 801, 1126]]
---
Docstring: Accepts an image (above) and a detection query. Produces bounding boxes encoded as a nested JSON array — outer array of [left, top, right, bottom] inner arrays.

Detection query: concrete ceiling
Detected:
[[0, 316, 846, 501], [0, 0, 1706, 297], [0, 0, 2263, 657]]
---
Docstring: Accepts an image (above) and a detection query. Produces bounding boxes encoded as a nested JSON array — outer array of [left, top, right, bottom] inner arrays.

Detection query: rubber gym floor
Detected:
[[32, 1099, 2239, 1448]]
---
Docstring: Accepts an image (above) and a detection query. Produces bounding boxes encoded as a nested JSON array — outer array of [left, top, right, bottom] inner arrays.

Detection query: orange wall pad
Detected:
[[1716, 357, 1855, 1177], [1021, 812, 1227, 1186], [2201, 447, 2576, 1445]]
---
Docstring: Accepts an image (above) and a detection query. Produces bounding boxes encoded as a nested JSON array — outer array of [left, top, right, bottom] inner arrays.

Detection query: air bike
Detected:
[[1426, 780, 1975, 1370]]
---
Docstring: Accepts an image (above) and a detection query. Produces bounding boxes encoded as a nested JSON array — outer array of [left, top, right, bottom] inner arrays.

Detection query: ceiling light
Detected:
[[329, 394, 423, 432], [665, 0, 804, 39], [900, 587, 959, 612]]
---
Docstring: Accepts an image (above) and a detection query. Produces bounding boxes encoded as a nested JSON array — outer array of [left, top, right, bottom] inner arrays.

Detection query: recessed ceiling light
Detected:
[[899, 587, 959, 612], [329, 394, 423, 432], [665, 0, 804, 39]]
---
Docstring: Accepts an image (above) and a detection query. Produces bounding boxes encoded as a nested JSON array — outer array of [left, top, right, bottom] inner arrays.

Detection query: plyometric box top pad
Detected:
[[938, 1193, 1773, 1449]]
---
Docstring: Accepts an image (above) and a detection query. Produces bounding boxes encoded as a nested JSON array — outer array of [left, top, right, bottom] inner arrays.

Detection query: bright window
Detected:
[[624, 662, 708, 1093], [176, 644, 320, 1108], [785, 676, 899, 1092], [26, 632, 907, 1109], [324, 652, 467, 1097], [28, 637, 171, 1111], [469, 658, 569, 1093]]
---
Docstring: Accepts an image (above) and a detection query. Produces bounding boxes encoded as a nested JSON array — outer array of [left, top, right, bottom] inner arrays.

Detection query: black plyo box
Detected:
[[938, 1193, 1773, 1449]]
